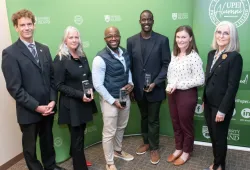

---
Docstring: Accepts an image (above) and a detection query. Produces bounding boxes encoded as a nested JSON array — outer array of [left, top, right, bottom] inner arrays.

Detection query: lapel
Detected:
[[142, 32, 156, 66], [207, 51, 228, 80], [35, 42, 45, 71], [205, 51, 215, 80], [17, 39, 41, 69], [135, 34, 143, 66], [17, 39, 40, 68]]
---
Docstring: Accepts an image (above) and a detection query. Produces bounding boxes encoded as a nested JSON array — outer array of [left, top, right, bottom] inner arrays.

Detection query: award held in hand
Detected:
[[82, 80, 92, 98], [119, 89, 127, 107], [144, 73, 151, 90]]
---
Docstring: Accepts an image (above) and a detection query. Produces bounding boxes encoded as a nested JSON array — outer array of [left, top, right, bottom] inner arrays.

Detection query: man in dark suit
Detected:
[[1, 9, 65, 170], [127, 10, 171, 164]]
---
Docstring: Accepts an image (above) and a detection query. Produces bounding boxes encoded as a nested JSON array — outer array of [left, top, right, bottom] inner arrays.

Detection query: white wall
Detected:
[[0, 0, 22, 166]]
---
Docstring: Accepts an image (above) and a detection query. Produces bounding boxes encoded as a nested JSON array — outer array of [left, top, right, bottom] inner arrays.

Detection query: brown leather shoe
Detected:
[[150, 150, 160, 165], [167, 151, 183, 162], [173, 155, 190, 166], [136, 144, 149, 155]]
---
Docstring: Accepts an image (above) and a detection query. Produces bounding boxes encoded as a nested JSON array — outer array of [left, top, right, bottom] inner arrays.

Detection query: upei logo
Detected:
[[74, 15, 83, 25], [195, 104, 204, 114], [202, 125, 210, 139], [241, 108, 250, 118], [35, 17, 50, 24], [172, 13, 178, 20], [172, 13, 189, 20], [54, 137, 63, 147], [209, 0, 250, 28], [82, 41, 90, 48], [104, 15, 111, 23], [104, 15, 122, 23], [227, 129, 240, 141]]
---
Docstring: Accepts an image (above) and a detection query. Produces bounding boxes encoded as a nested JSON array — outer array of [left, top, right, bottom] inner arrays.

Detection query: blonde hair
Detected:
[[211, 21, 240, 52], [57, 26, 86, 60]]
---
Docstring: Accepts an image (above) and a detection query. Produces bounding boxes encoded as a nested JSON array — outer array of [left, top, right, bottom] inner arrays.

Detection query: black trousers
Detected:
[[68, 124, 88, 170], [19, 116, 56, 170], [137, 94, 162, 150], [204, 104, 232, 170]]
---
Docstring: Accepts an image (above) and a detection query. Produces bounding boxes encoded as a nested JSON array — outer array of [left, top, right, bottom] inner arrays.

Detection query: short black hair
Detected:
[[140, 10, 154, 19]]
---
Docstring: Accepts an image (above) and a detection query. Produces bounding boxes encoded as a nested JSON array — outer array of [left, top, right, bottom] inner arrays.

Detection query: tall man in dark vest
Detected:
[[92, 27, 134, 170], [1, 9, 65, 170], [127, 10, 171, 164]]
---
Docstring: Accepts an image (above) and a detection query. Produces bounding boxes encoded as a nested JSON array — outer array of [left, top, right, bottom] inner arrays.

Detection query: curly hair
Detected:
[[12, 9, 35, 26]]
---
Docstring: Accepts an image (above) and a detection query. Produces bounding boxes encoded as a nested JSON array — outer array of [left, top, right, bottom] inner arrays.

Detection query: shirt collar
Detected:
[[106, 46, 123, 57], [20, 38, 35, 47]]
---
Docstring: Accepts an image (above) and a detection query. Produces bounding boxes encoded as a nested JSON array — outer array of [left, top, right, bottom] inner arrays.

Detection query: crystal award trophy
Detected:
[[119, 89, 127, 107], [82, 80, 91, 98], [144, 73, 151, 90]]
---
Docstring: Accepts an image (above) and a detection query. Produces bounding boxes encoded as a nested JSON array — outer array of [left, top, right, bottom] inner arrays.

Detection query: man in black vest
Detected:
[[92, 26, 134, 170], [1, 9, 65, 170], [127, 10, 171, 164]]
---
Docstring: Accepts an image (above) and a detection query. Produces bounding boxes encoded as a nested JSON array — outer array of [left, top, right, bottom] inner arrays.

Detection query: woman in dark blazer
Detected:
[[53, 26, 97, 170], [203, 21, 243, 170]]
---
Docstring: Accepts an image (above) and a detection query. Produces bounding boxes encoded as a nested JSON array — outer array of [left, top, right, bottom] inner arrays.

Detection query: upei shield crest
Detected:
[[172, 13, 178, 20], [104, 15, 111, 23]]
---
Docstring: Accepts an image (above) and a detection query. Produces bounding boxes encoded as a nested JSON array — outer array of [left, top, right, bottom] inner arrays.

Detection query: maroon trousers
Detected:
[[168, 88, 197, 153]]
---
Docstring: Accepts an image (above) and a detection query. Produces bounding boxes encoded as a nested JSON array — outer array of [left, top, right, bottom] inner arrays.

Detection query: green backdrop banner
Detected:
[[5, 0, 249, 163], [193, 0, 250, 147]]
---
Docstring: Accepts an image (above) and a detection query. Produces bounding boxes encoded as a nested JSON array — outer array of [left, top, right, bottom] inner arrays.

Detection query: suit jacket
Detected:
[[127, 32, 171, 102], [1, 39, 57, 124], [203, 50, 243, 114], [53, 55, 97, 126]]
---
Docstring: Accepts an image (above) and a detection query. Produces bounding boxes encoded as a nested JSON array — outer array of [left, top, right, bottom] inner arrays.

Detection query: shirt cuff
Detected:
[[107, 97, 116, 105], [217, 111, 225, 117]]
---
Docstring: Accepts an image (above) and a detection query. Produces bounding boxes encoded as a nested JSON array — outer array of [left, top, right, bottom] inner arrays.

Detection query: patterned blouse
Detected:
[[167, 50, 205, 90]]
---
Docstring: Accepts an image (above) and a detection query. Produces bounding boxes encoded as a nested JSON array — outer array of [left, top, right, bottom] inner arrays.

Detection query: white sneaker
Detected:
[[106, 164, 117, 170], [114, 150, 134, 161]]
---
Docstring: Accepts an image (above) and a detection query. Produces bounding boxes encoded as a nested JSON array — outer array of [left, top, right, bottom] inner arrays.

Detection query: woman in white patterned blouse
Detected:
[[166, 25, 205, 166]]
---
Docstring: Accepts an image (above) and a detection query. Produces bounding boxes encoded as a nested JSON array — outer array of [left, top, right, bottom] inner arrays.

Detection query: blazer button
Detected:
[[143, 69, 146, 72]]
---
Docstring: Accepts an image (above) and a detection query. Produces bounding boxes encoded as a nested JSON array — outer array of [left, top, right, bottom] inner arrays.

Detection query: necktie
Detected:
[[28, 44, 39, 64]]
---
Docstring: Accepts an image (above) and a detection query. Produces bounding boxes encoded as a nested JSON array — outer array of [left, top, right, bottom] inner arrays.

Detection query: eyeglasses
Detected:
[[216, 31, 229, 37], [105, 34, 121, 39]]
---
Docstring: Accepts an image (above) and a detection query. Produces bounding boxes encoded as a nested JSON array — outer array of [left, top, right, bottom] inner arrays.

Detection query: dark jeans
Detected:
[[68, 124, 88, 170], [137, 94, 162, 150], [19, 116, 56, 170], [204, 104, 232, 170], [168, 88, 197, 153]]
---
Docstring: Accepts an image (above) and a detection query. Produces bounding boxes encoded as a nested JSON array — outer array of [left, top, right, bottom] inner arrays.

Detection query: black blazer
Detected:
[[53, 55, 97, 126], [1, 39, 57, 124], [203, 50, 243, 114], [127, 32, 171, 102]]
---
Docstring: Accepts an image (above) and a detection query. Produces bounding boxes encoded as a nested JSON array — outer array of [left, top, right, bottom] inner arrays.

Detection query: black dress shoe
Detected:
[[44, 165, 66, 170]]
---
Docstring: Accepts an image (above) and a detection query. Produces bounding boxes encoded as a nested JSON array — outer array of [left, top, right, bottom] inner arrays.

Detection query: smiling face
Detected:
[[104, 27, 121, 51], [139, 11, 154, 33], [15, 17, 35, 43], [215, 24, 230, 50], [175, 30, 192, 52], [65, 29, 80, 51]]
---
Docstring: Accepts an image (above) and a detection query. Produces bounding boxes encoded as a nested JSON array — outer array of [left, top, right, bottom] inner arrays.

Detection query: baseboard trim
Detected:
[[0, 152, 23, 170]]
